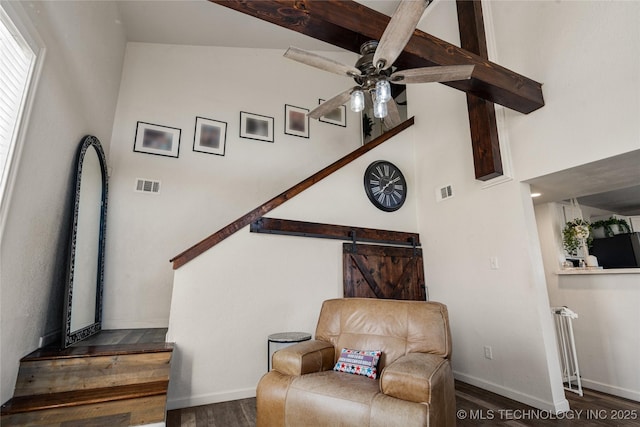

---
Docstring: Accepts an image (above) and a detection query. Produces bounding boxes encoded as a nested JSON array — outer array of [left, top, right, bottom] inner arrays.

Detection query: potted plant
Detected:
[[608, 217, 631, 235], [562, 219, 593, 256], [591, 217, 631, 238], [590, 220, 609, 239]]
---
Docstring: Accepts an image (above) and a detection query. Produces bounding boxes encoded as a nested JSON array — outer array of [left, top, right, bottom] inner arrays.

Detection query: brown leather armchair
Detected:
[[257, 298, 455, 426]]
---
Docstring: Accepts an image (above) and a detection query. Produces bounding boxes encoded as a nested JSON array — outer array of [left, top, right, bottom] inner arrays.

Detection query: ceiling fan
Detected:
[[283, 0, 475, 129]]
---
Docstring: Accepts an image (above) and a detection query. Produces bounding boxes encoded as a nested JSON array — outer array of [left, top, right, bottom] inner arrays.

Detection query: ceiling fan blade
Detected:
[[284, 46, 361, 77], [389, 65, 475, 84], [373, 0, 430, 70], [308, 87, 354, 119], [384, 98, 403, 129]]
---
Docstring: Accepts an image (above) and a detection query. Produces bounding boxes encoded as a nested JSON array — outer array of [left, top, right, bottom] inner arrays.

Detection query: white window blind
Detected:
[[0, 7, 35, 192]]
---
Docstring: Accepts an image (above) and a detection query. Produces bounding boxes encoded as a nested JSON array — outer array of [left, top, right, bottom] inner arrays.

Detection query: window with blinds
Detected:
[[0, 7, 36, 200]]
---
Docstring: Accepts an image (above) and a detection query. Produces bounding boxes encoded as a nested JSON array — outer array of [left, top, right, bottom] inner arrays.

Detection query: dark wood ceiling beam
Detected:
[[208, 0, 544, 114], [457, 0, 503, 180]]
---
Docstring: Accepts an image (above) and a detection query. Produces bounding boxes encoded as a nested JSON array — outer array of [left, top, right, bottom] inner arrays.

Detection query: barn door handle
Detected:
[[350, 230, 357, 253]]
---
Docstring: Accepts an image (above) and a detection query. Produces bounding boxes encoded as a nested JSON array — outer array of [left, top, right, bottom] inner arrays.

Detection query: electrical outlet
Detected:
[[484, 345, 493, 360]]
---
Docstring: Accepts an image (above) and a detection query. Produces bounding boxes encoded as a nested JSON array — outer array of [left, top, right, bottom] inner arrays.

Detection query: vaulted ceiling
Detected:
[[117, 0, 398, 51], [115, 0, 639, 215], [117, 1, 543, 112], [117, 1, 543, 109], [117, 1, 315, 50]]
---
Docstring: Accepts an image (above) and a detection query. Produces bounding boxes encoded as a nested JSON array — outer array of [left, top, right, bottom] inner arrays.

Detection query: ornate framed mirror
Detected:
[[62, 135, 108, 347]]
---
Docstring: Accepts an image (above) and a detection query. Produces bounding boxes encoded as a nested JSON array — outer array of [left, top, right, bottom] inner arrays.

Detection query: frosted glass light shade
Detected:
[[373, 98, 387, 118], [375, 80, 391, 103], [350, 90, 365, 112]]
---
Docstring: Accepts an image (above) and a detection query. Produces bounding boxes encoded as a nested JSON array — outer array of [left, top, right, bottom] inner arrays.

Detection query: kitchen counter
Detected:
[[557, 268, 640, 275]]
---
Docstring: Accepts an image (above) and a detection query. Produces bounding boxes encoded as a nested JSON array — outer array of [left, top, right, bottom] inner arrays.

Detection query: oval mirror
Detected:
[[62, 135, 108, 347]]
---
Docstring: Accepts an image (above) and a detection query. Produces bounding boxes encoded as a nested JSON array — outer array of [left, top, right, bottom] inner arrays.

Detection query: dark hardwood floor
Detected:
[[167, 381, 640, 426], [167, 398, 256, 427], [455, 381, 639, 426]]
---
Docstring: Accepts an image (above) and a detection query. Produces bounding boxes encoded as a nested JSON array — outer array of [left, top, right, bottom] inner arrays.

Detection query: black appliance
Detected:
[[590, 232, 640, 268]]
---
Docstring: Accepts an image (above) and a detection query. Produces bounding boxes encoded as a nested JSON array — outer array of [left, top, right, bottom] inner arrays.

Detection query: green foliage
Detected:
[[611, 217, 631, 233], [591, 219, 609, 237], [591, 217, 631, 237], [591, 219, 607, 230], [562, 219, 593, 256]]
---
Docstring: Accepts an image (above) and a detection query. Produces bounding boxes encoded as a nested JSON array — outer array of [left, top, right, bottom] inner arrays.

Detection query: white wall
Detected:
[[111, 42, 421, 409], [1, 0, 630, 412], [406, 0, 568, 411], [489, 0, 640, 402], [0, 1, 125, 403], [104, 43, 361, 328], [490, 0, 640, 180], [166, 0, 640, 412], [535, 203, 640, 401], [407, 0, 640, 410], [408, 86, 567, 411], [166, 127, 418, 408]]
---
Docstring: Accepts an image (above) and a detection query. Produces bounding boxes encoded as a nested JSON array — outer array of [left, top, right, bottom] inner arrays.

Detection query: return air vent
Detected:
[[135, 178, 161, 194], [436, 184, 454, 202]]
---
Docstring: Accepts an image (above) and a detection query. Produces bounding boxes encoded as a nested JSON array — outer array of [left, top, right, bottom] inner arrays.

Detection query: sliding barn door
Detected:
[[343, 244, 426, 301]]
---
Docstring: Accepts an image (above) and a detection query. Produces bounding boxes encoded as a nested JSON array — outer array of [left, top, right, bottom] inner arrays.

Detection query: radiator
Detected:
[[551, 306, 583, 396]]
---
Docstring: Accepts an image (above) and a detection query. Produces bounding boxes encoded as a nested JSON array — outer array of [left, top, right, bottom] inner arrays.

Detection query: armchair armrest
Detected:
[[272, 339, 335, 376], [380, 353, 454, 405]]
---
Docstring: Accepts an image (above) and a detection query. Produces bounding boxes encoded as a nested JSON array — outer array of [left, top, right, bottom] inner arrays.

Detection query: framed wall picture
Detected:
[[134, 121, 181, 158], [239, 111, 274, 143], [318, 99, 347, 127], [284, 104, 309, 138], [193, 116, 227, 156]]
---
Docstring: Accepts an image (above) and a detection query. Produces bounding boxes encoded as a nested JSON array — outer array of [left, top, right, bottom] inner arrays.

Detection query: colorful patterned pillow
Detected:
[[333, 348, 382, 379]]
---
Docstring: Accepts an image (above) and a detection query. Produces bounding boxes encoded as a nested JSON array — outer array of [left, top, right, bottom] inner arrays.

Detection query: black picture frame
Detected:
[[193, 116, 227, 156], [134, 121, 181, 158], [318, 99, 347, 127], [284, 104, 310, 138], [240, 111, 274, 143]]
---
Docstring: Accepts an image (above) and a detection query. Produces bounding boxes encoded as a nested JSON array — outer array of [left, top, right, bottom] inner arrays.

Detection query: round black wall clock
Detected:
[[363, 160, 407, 212]]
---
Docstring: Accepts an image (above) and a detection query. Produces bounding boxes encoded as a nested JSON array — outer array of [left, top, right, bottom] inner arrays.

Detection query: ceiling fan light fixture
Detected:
[[373, 97, 388, 119], [375, 80, 391, 103], [350, 89, 365, 113], [283, 2, 472, 124]]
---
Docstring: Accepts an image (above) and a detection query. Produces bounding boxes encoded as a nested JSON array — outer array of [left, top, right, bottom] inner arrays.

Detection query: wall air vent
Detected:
[[135, 178, 161, 194], [436, 184, 454, 202]]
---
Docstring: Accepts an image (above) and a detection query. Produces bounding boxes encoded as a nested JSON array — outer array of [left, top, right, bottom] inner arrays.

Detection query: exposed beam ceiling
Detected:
[[456, 0, 503, 180], [208, 0, 545, 114]]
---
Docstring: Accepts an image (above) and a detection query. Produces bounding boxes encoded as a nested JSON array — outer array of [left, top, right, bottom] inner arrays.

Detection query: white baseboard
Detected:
[[135, 423, 164, 427], [167, 387, 256, 411], [454, 371, 570, 413], [38, 329, 60, 348], [581, 378, 640, 402]]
